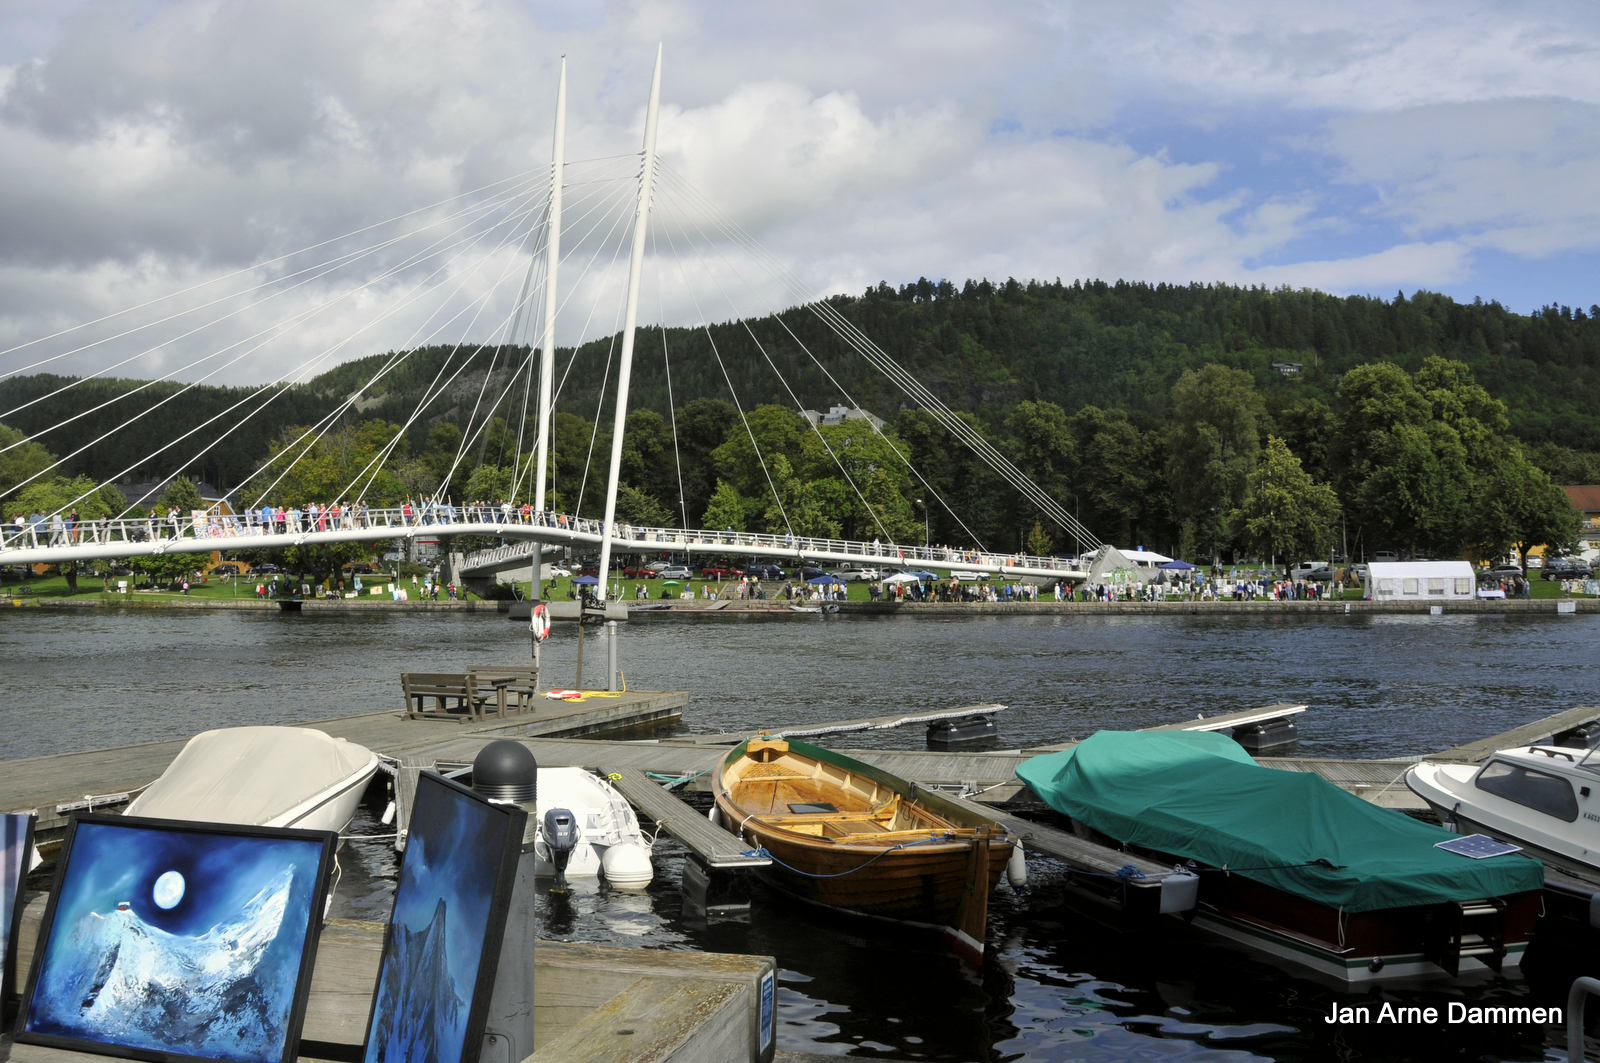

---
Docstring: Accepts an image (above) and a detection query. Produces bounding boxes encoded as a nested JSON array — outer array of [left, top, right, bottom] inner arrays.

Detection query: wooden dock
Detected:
[[1430, 704, 1600, 763], [607, 767, 770, 870], [3, 896, 775, 1063], [0, 690, 687, 833], [660, 703, 1007, 745]]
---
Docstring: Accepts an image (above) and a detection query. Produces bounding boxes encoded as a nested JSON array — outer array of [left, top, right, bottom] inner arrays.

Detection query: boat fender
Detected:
[[1591, 891, 1600, 931], [1159, 868, 1200, 915], [1006, 844, 1027, 888], [380, 800, 396, 826], [707, 804, 721, 828]]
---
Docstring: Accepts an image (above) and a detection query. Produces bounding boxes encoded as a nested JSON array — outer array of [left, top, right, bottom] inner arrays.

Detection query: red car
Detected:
[[699, 564, 744, 580]]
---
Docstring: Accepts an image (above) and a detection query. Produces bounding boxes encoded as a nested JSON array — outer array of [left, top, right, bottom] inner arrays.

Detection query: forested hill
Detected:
[[3, 279, 1599, 494]]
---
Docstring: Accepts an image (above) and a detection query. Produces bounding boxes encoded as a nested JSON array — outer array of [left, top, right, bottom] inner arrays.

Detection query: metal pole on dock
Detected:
[[607, 619, 618, 691]]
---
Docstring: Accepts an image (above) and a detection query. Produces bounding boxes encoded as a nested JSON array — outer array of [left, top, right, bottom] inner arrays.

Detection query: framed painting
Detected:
[[362, 771, 525, 1063], [14, 813, 338, 1063], [2, 812, 35, 1000]]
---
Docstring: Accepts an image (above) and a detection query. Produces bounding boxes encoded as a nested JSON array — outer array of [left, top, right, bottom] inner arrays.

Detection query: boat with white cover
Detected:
[[125, 726, 381, 833], [1406, 745, 1600, 883], [533, 766, 654, 887]]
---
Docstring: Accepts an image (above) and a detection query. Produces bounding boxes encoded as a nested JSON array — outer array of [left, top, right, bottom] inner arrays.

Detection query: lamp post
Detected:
[[916, 499, 928, 555]]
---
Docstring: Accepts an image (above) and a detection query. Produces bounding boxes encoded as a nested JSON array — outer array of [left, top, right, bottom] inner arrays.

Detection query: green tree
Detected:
[[1229, 436, 1340, 567], [0, 422, 56, 506], [1332, 362, 1478, 557], [702, 479, 746, 531], [710, 405, 806, 506], [614, 484, 673, 527], [1068, 406, 1166, 552], [1166, 365, 1266, 559], [159, 477, 206, 514], [761, 455, 840, 538], [1025, 521, 1052, 556], [13, 476, 126, 519], [1468, 454, 1583, 568]]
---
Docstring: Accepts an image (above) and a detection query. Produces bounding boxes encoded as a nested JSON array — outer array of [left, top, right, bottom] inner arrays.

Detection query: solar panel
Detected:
[[1435, 834, 1523, 860]]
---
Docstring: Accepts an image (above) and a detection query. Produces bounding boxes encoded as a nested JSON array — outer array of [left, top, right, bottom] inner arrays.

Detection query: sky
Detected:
[[1, 0, 1598, 387]]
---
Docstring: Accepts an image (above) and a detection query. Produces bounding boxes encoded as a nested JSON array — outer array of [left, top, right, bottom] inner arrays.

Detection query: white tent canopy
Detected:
[[1364, 561, 1477, 601]]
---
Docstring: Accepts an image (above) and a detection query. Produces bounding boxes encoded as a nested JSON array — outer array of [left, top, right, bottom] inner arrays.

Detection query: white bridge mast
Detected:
[[595, 45, 662, 603], [532, 56, 566, 527]]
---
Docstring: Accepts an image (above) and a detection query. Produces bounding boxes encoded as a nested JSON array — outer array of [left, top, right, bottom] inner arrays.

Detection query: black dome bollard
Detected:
[[472, 740, 537, 1063], [473, 740, 538, 803]]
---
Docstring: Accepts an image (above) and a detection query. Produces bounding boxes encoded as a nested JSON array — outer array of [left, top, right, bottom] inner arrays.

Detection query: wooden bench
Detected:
[[468, 665, 540, 714], [400, 672, 499, 722]]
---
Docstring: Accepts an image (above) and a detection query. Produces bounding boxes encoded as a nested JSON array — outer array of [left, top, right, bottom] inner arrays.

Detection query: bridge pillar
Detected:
[[607, 620, 619, 692]]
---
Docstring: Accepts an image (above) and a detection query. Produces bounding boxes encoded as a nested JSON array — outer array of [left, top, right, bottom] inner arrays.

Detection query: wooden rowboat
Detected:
[[714, 736, 1016, 966]]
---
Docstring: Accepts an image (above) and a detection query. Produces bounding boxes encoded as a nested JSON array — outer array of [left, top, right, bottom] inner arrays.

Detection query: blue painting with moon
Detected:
[[22, 820, 327, 1063], [363, 775, 514, 1063]]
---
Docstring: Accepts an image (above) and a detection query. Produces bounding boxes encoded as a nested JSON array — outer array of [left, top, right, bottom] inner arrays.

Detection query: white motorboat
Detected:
[[1406, 745, 1600, 881], [126, 726, 382, 834], [533, 766, 654, 887]]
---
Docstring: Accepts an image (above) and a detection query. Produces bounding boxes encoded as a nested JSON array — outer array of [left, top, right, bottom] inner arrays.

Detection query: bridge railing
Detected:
[[3, 503, 1089, 577], [456, 511, 1089, 576]]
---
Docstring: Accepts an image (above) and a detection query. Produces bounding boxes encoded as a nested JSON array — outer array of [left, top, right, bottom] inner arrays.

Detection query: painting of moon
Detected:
[[15, 815, 337, 1063]]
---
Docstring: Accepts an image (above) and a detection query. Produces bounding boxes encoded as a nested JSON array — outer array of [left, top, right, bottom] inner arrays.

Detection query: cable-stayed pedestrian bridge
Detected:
[[0, 507, 1089, 583], [1, 50, 1109, 596]]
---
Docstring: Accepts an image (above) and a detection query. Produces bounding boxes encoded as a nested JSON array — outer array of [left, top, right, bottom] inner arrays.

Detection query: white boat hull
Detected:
[[1406, 756, 1600, 879]]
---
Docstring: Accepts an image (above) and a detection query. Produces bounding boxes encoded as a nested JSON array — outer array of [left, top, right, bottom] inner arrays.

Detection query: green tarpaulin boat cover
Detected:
[[1015, 730, 1543, 912]]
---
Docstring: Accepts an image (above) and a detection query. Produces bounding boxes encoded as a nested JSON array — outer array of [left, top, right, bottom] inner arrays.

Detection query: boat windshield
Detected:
[[1474, 760, 1579, 822]]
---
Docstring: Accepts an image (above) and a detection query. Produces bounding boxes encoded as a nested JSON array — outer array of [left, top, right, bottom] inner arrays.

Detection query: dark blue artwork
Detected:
[[2, 813, 33, 998], [19, 818, 331, 1063], [363, 773, 519, 1063]]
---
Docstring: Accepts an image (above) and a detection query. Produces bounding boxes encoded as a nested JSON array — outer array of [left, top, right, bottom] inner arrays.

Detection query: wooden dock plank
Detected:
[[1432, 704, 1600, 763], [662, 703, 1008, 745], [1256, 757, 1427, 809], [605, 768, 769, 869]]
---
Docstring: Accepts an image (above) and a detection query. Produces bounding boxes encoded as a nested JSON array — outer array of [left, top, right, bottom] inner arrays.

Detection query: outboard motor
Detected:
[[542, 807, 579, 892]]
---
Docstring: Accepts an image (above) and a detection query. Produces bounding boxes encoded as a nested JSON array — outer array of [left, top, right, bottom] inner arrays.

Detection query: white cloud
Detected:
[[0, 0, 1596, 389]]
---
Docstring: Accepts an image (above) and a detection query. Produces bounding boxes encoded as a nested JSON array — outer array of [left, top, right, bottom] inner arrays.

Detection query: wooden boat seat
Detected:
[[822, 819, 888, 838], [740, 761, 812, 782]]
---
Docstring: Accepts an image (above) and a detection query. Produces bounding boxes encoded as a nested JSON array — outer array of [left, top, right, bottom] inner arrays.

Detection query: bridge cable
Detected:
[[0, 164, 556, 370], [9, 184, 551, 516], [655, 191, 894, 547], [655, 170, 985, 551]]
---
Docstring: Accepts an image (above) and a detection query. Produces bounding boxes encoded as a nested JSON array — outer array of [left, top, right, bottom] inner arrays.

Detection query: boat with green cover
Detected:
[[1016, 730, 1545, 982]]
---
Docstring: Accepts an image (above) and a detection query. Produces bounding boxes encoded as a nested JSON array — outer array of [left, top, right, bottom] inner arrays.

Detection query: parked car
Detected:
[[796, 566, 827, 582], [210, 563, 242, 576], [699, 564, 744, 580], [1481, 562, 1523, 579], [1288, 563, 1333, 581], [644, 560, 671, 574], [658, 565, 695, 579], [1542, 557, 1592, 580], [547, 565, 572, 578], [746, 563, 786, 580], [831, 564, 880, 581], [253, 563, 280, 574]]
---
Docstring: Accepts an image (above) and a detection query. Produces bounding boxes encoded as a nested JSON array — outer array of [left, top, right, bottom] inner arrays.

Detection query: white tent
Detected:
[[1364, 561, 1477, 601]]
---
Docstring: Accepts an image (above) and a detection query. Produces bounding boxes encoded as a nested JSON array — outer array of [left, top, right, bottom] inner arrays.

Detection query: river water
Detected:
[[4, 607, 1599, 1061]]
